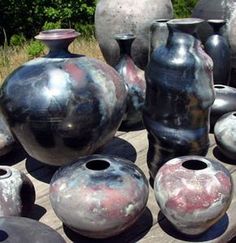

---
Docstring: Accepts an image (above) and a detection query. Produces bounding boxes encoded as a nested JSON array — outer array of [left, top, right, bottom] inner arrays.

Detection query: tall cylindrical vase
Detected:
[[205, 20, 231, 85], [143, 18, 215, 180], [114, 33, 145, 129]]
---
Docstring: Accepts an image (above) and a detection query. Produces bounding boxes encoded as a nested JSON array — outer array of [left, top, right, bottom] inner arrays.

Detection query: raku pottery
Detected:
[[210, 85, 236, 131], [149, 19, 169, 61], [0, 113, 15, 156], [95, 0, 173, 69], [214, 112, 236, 160], [143, 18, 215, 179], [0, 166, 35, 216], [205, 20, 231, 85], [49, 154, 149, 238], [0, 29, 127, 166], [154, 156, 233, 235], [114, 33, 146, 129], [0, 216, 65, 242]]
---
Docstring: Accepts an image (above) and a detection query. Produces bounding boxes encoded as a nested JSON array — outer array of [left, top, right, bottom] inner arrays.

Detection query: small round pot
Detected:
[[0, 216, 65, 242], [49, 154, 149, 238], [210, 85, 236, 131], [0, 166, 35, 216], [154, 155, 233, 235], [214, 112, 236, 160]]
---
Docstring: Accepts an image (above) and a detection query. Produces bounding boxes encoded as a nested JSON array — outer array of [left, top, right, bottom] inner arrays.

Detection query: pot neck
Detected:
[[166, 18, 203, 48], [35, 29, 80, 58], [208, 19, 226, 34], [114, 33, 135, 56]]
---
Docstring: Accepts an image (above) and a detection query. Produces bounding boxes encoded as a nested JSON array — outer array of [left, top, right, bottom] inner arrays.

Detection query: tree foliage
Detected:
[[0, 0, 97, 44], [172, 0, 198, 18]]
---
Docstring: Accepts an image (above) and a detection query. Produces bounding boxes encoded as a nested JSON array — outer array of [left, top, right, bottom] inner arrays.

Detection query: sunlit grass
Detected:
[[0, 37, 104, 84]]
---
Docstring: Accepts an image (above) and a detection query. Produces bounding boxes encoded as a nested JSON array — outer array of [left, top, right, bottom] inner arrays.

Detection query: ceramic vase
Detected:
[[210, 85, 236, 131], [205, 20, 231, 85], [154, 155, 233, 235], [0, 113, 15, 156], [114, 33, 146, 129], [95, 0, 173, 69], [143, 18, 215, 180], [214, 112, 236, 160], [49, 154, 149, 238], [149, 19, 169, 61], [0, 29, 127, 166], [0, 166, 35, 216], [0, 216, 65, 242]]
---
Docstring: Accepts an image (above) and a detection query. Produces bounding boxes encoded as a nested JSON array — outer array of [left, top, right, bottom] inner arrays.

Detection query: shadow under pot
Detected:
[[0, 216, 66, 242], [210, 85, 236, 132], [214, 111, 236, 160], [154, 155, 233, 236], [49, 154, 149, 239], [0, 166, 35, 217], [0, 29, 127, 166]]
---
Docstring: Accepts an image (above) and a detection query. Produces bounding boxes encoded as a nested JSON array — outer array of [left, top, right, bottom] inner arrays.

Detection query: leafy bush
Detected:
[[172, 0, 198, 18], [42, 21, 61, 31], [27, 40, 44, 58], [9, 34, 26, 46]]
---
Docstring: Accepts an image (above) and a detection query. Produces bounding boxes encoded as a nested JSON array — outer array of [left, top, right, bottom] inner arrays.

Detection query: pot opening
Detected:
[[182, 160, 207, 170], [0, 169, 7, 176], [86, 160, 110, 171], [214, 85, 225, 89], [233, 113, 236, 117]]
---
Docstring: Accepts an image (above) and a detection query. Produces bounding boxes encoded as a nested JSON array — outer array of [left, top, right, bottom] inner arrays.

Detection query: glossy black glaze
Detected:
[[205, 20, 231, 85], [210, 85, 236, 131], [114, 33, 146, 129], [143, 18, 215, 179], [0, 216, 65, 242], [0, 29, 127, 166]]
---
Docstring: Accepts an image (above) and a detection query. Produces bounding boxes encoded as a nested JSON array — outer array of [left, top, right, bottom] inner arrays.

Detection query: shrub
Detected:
[[27, 40, 44, 58], [9, 34, 26, 46], [172, 0, 198, 18]]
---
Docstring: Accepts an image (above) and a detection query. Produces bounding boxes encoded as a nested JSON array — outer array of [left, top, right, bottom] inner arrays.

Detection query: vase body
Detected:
[[95, 0, 173, 69], [214, 112, 236, 160], [0, 166, 35, 216], [0, 29, 127, 166], [210, 85, 236, 131], [49, 154, 149, 238], [0, 216, 65, 242], [114, 33, 146, 129], [205, 20, 231, 85], [154, 155, 233, 235], [149, 19, 169, 61], [143, 18, 215, 179], [0, 113, 15, 156]]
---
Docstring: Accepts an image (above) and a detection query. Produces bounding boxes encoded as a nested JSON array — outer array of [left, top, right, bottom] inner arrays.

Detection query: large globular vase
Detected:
[[205, 20, 231, 85], [154, 156, 233, 235], [114, 33, 146, 129], [49, 154, 149, 238], [143, 18, 215, 180], [95, 0, 173, 69], [0, 29, 127, 166]]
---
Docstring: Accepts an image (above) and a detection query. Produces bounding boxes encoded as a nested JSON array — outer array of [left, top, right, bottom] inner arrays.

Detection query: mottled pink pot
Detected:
[[154, 156, 233, 235], [49, 154, 149, 238], [0, 166, 35, 216]]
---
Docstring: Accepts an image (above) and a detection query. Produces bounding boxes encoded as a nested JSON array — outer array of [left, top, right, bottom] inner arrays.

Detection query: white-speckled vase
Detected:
[[154, 155, 233, 235], [0, 166, 35, 216], [214, 112, 236, 160], [49, 154, 149, 238]]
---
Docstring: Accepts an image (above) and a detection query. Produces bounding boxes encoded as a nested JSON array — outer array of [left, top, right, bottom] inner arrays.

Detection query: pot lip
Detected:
[[207, 19, 226, 24], [167, 18, 204, 26], [0, 166, 12, 179], [85, 157, 111, 172], [113, 32, 136, 41], [35, 29, 80, 40]]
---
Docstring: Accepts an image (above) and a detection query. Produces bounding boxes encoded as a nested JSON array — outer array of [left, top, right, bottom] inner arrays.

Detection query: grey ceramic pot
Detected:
[[49, 154, 149, 238], [214, 111, 236, 160], [0, 166, 35, 217], [95, 0, 173, 69], [0, 216, 65, 242], [143, 18, 215, 179], [154, 155, 233, 235]]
